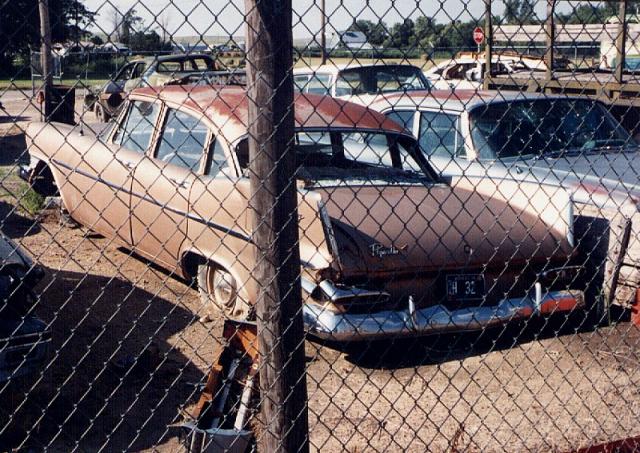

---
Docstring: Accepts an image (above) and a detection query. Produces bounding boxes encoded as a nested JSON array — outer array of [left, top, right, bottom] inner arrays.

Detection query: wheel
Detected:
[[94, 103, 110, 122], [197, 264, 248, 321]]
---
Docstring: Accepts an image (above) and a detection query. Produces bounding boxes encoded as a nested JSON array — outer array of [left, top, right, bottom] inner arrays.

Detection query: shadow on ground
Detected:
[[0, 201, 41, 238], [0, 266, 210, 451], [328, 308, 626, 370], [0, 131, 29, 165]]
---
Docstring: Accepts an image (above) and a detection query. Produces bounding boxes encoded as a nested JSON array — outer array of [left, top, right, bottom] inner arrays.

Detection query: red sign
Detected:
[[473, 27, 484, 45]]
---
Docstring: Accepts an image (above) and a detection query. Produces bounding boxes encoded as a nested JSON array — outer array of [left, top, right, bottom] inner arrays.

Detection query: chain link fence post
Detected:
[[244, 0, 309, 451]]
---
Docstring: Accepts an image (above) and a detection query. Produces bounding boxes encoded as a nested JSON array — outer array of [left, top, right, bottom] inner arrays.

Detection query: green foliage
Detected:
[[502, 0, 538, 24], [19, 185, 44, 216], [0, 0, 94, 75], [347, 20, 388, 46], [128, 30, 171, 52], [344, 16, 483, 53]]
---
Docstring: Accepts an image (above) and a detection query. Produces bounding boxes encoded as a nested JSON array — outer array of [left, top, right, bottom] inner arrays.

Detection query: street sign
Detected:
[[473, 27, 484, 45]]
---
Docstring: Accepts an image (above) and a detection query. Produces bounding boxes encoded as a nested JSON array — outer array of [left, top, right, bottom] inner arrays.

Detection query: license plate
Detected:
[[446, 274, 484, 300]]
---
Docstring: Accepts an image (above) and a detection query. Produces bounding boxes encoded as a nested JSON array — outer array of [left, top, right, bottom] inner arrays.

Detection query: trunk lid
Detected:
[[314, 180, 572, 277]]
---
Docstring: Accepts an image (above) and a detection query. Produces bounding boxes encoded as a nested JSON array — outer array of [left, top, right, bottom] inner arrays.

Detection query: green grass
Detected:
[[18, 183, 44, 216], [0, 167, 44, 216], [0, 78, 108, 90]]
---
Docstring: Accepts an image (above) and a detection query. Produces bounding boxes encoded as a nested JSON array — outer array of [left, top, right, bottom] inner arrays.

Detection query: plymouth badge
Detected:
[[369, 243, 407, 258]]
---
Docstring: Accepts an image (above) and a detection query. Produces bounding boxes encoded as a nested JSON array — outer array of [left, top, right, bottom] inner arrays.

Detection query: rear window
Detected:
[[235, 130, 434, 184]]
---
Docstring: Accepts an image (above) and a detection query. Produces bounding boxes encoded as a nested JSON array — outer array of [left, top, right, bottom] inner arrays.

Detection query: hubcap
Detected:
[[210, 268, 237, 313]]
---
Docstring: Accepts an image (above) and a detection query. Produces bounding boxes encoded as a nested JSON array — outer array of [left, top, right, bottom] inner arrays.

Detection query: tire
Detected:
[[94, 103, 110, 122], [197, 264, 249, 321]]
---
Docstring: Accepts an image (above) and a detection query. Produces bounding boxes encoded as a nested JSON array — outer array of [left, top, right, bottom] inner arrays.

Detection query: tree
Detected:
[[157, 12, 172, 46], [0, 0, 94, 73], [384, 18, 415, 48], [129, 30, 172, 52], [347, 19, 387, 46], [119, 8, 143, 45], [502, 0, 538, 24]]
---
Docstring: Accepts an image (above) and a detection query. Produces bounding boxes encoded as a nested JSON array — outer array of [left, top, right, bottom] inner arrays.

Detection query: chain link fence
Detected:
[[2, 0, 640, 451]]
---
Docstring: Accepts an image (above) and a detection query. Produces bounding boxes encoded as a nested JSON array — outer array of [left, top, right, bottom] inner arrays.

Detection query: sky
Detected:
[[81, 0, 537, 40]]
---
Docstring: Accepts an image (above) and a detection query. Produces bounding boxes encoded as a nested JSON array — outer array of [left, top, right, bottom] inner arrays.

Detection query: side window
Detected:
[[206, 139, 228, 177], [419, 111, 465, 158], [336, 71, 364, 96], [342, 132, 393, 167], [156, 109, 208, 171], [293, 75, 309, 92], [115, 63, 135, 81], [114, 101, 159, 153], [132, 62, 146, 78], [306, 74, 332, 95], [385, 110, 415, 133]]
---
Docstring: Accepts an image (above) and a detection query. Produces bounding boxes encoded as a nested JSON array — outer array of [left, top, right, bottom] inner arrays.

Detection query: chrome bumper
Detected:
[[303, 289, 584, 342]]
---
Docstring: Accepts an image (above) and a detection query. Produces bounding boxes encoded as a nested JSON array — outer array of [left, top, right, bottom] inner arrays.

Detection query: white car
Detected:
[[372, 89, 640, 308], [424, 53, 547, 90], [293, 63, 432, 106]]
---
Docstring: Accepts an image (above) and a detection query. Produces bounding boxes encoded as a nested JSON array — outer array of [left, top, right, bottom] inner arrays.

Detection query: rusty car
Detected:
[[25, 85, 585, 341]]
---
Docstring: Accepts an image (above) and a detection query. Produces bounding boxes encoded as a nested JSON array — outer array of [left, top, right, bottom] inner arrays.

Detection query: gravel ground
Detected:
[[1, 90, 640, 452]]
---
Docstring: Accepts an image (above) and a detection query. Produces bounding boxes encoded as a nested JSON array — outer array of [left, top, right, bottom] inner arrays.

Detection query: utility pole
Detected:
[[320, 0, 327, 64], [483, 0, 492, 90], [545, 0, 556, 84], [38, 0, 53, 120], [244, 0, 309, 451], [615, 0, 628, 85]]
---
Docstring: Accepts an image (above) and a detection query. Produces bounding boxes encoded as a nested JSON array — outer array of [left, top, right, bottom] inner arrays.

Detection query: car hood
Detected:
[[429, 155, 640, 212], [312, 181, 572, 278]]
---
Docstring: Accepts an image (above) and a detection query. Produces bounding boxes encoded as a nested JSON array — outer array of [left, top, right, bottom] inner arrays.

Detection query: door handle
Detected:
[[169, 177, 191, 189]]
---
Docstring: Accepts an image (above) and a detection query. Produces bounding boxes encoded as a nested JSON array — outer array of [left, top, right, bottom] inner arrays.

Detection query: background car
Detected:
[[423, 52, 569, 90], [83, 53, 218, 122], [27, 85, 582, 341], [293, 62, 432, 106]]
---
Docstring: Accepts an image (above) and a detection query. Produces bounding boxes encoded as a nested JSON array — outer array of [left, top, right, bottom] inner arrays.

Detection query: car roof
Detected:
[[370, 89, 586, 113], [131, 85, 406, 144], [128, 53, 213, 64], [154, 53, 213, 62], [294, 62, 423, 76]]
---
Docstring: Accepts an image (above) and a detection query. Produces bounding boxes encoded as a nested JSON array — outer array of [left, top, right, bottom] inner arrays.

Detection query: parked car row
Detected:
[[17, 58, 640, 344], [26, 76, 612, 342]]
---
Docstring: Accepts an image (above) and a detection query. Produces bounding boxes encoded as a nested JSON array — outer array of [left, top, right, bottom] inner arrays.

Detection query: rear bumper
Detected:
[[303, 288, 584, 342]]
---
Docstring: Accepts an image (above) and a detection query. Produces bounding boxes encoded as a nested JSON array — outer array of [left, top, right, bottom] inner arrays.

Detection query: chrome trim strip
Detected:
[[317, 279, 390, 302], [52, 158, 253, 243]]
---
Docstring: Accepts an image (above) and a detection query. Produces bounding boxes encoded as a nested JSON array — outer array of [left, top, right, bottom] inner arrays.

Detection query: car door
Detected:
[[63, 99, 159, 244], [130, 106, 205, 269], [123, 62, 148, 91]]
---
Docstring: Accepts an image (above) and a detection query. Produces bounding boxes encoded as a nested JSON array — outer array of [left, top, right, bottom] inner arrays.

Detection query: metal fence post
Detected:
[[615, 0, 628, 86], [244, 0, 309, 451], [37, 0, 53, 120]]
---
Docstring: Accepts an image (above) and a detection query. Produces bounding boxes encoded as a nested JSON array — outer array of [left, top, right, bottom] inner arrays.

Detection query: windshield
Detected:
[[236, 131, 435, 184], [335, 66, 431, 96], [470, 99, 635, 160]]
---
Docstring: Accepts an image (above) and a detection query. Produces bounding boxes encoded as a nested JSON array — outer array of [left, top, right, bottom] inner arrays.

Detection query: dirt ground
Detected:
[[2, 89, 640, 452]]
